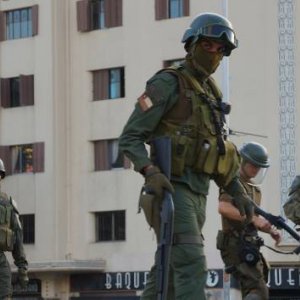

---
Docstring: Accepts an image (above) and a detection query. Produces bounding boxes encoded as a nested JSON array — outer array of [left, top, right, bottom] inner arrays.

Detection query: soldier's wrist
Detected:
[[141, 165, 160, 177]]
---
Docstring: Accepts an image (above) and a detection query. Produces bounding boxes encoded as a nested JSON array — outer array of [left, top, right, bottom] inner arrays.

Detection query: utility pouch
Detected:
[[138, 188, 161, 235], [239, 238, 261, 266], [0, 203, 14, 251], [0, 225, 14, 251], [216, 230, 226, 250], [171, 134, 190, 176], [202, 138, 218, 174], [194, 139, 210, 172], [216, 141, 241, 186]]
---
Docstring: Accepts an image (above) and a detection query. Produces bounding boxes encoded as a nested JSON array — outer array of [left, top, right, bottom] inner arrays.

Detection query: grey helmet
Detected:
[[239, 142, 270, 168], [0, 159, 5, 179], [182, 12, 238, 56]]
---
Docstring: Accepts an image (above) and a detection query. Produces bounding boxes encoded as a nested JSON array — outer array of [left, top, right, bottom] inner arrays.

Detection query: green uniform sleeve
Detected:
[[11, 211, 28, 270], [119, 72, 179, 172]]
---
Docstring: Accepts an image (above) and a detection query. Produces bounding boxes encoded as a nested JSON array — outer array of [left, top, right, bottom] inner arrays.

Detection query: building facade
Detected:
[[0, 0, 299, 299]]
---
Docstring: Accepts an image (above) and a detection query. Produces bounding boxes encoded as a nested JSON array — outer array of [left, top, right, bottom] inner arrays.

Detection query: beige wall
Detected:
[[0, 0, 299, 298]]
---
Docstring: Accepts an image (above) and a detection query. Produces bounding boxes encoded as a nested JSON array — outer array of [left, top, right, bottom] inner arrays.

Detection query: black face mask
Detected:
[[192, 43, 224, 76]]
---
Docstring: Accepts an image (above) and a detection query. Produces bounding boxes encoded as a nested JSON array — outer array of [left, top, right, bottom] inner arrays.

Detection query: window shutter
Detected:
[[33, 142, 44, 173], [94, 140, 109, 171], [109, 0, 122, 28], [94, 70, 109, 100], [183, 0, 189, 17], [77, 0, 92, 32], [20, 75, 34, 106], [0, 146, 12, 176], [155, 0, 168, 20], [32, 5, 39, 36], [0, 11, 5, 41], [104, 0, 111, 28], [0, 78, 11, 108]]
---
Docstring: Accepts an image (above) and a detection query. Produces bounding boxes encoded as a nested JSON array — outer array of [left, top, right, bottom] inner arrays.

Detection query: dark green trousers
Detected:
[[0, 252, 12, 298], [142, 182, 208, 300]]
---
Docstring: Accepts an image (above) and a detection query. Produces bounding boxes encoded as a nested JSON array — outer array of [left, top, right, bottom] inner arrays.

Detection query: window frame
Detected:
[[19, 214, 35, 244], [92, 67, 125, 101], [95, 210, 126, 242], [0, 74, 34, 108], [0, 5, 38, 41], [0, 142, 44, 176], [94, 139, 130, 171], [155, 0, 189, 20]]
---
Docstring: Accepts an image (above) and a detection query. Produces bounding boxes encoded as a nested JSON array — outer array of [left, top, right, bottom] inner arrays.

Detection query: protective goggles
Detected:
[[196, 25, 238, 48]]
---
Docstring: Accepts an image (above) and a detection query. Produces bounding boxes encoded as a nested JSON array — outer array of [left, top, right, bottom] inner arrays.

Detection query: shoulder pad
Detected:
[[145, 72, 178, 105], [289, 175, 300, 195]]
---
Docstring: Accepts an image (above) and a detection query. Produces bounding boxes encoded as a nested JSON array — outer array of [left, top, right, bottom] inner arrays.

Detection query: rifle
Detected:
[[253, 203, 300, 254], [151, 136, 174, 300]]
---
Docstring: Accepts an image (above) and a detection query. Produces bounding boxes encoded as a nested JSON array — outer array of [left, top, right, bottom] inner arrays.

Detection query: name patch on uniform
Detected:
[[138, 92, 153, 112]]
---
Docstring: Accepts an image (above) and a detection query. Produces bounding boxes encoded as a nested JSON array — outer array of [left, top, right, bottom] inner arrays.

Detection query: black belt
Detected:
[[173, 233, 203, 245]]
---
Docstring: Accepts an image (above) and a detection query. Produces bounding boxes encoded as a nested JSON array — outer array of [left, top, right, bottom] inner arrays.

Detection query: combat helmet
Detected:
[[181, 12, 238, 56], [0, 159, 5, 179], [239, 142, 270, 168]]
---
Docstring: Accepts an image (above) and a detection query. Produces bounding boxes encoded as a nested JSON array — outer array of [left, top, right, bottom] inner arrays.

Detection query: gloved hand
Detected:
[[143, 166, 174, 198], [224, 178, 254, 222], [18, 268, 29, 289]]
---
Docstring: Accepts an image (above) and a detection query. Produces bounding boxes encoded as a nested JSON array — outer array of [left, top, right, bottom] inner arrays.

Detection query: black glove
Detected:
[[18, 268, 29, 289], [224, 178, 254, 222], [144, 166, 174, 198]]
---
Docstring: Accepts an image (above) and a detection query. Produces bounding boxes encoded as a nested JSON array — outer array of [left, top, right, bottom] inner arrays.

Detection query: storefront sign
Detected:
[[70, 267, 300, 292], [268, 268, 300, 289], [105, 271, 149, 290]]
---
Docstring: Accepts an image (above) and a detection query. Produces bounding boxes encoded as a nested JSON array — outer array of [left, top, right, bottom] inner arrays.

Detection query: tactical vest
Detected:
[[0, 193, 15, 251], [151, 65, 240, 186]]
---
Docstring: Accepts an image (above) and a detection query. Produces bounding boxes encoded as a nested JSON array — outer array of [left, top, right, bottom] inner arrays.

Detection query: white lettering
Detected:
[[143, 271, 149, 287], [125, 272, 131, 289], [287, 269, 295, 286], [274, 269, 282, 286], [134, 272, 140, 289], [116, 273, 122, 289], [105, 273, 112, 289]]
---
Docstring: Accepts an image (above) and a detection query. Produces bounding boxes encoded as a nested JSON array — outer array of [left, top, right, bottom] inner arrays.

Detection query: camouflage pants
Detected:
[[142, 182, 208, 300], [0, 252, 12, 299], [217, 231, 269, 300]]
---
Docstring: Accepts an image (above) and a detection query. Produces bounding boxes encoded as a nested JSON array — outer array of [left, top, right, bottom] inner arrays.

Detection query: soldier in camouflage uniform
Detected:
[[283, 175, 300, 224], [217, 142, 281, 300], [119, 13, 254, 300], [0, 159, 29, 299]]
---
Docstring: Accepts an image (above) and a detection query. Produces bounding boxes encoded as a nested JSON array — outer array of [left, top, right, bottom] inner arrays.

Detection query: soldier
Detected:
[[283, 175, 300, 225], [217, 142, 281, 300], [119, 13, 254, 300], [0, 159, 29, 299]]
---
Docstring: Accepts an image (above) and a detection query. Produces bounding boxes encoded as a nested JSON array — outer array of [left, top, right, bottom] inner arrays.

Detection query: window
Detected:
[[77, 0, 122, 32], [11, 144, 33, 174], [155, 0, 189, 20], [163, 58, 184, 68], [95, 210, 125, 242], [19, 214, 35, 244], [92, 67, 125, 100], [0, 6, 38, 41], [94, 139, 130, 171], [0, 142, 44, 176], [0, 75, 34, 108]]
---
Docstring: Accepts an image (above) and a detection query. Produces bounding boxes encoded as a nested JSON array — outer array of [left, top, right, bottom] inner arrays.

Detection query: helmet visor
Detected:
[[249, 168, 268, 186], [198, 25, 238, 48]]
